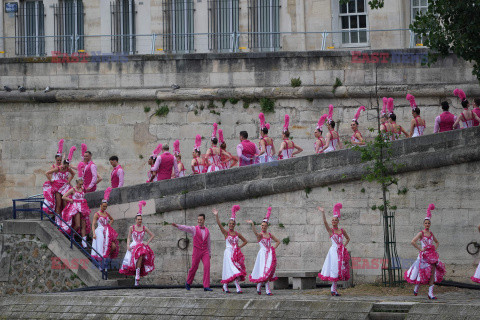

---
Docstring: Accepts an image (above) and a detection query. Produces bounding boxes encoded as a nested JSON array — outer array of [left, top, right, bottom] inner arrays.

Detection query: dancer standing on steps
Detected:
[[109, 156, 124, 188], [219, 129, 238, 169], [404, 204, 446, 299], [172, 214, 213, 291], [173, 140, 186, 177], [453, 88, 480, 129], [350, 106, 366, 146], [206, 123, 232, 172], [314, 114, 328, 154], [147, 143, 163, 182], [407, 94, 426, 137], [119, 201, 155, 286], [318, 204, 350, 296], [278, 114, 303, 159], [91, 187, 119, 261], [321, 105, 343, 153], [248, 207, 280, 296], [471, 224, 480, 284], [212, 206, 248, 293], [258, 113, 276, 163]]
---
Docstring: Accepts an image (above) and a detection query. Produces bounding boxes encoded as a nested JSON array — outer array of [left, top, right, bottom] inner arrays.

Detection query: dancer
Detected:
[[387, 99, 408, 140], [119, 201, 155, 286], [321, 105, 343, 152], [61, 174, 91, 248], [43, 145, 76, 216], [151, 145, 179, 181], [404, 204, 446, 299], [473, 98, 480, 126], [236, 131, 260, 166], [380, 97, 393, 140], [434, 102, 459, 133], [407, 94, 426, 137], [172, 214, 213, 291], [206, 123, 231, 172], [318, 204, 350, 296], [91, 187, 119, 261], [314, 115, 328, 154], [278, 114, 303, 159], [258, 113, 276, 163], [109, 156, 124, 188], [43, 139, 65, 213], [219, 129, 238, 169], [192, 135, 207, 174], [83, 150, 98, 193], [247, 207, 280, 296], [173, 140, 186, 177], [147, 143, 163, 182], [471, 224, 480, 283], [212, 206, 247, 293], [351, 106, 366, 145], [453, 88, 480, 129]]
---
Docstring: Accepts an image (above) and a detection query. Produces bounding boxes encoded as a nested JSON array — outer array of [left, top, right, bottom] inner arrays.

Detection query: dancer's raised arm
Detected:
[[318, 207, 332, 236], [212, 208, 228, 238]]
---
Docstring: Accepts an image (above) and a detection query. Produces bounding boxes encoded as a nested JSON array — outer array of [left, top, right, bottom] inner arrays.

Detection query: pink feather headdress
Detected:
[[137, 200, 147, 216], [218, 129, 225, 144], [193, 134, 202, 151], [425, 203, 435, 220], [102, 187, 112, 203], [266, 123, 271, 130], [81, 143, 87, 157], [77, 162, 85, 179], [230, 205, 240, 221], [263, 207, 272, 223], [406, 94, 417, 110], [387, 98, 394, 115], [211, 123, 218, 140], [259, 113, 266, 130], [327, 104, 334, 122], [316, 114, 328, 131], [353, 106, 366, 122], [66, 146, 76, 163], [333, 203, 343, 219], [381, 97, 388, 116], [57, 139, 64, 156], [151, 143, 163, 158], [453, 88, 467, 101], [283, 114, 290, 133], [173, 140, 180, 156]]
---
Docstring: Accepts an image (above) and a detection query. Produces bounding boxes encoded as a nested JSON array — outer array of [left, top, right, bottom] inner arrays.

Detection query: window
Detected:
[[54, 0, 85, 54], [248, 0, 280, 52], [162, 0, 195, 53], [411, 0, 428, 46], [111, 0, 136, 54], [208, 0, 239, 52], [339, 0, 368, 45], [15, 1, 45, 56]]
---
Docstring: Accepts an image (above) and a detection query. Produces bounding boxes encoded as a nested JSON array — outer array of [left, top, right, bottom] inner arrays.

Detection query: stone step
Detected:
[[368, 311, 408, 320]]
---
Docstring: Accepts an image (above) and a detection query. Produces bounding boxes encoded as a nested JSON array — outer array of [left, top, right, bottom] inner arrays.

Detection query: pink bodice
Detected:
[[330, 231, 344, 249], [132, 225, 145, 243], [226, 233, 239, 249], [97, 214, 111, 227], [259, 234, 273, 249], [56, 170, 70, 181], [420, 232, 435, 249], [280, 139, 294, 159], [208, 148, 222, 167], [72, 189, 85, 201]]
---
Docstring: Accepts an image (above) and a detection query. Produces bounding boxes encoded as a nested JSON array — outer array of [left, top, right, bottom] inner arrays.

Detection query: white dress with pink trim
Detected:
[[318, 230, 350, 282], [324, 130, 340, 153], [249, 234, 278, 283], [119, 225, 155, 277], [91, 214, 119, 260], [472, 262, 480, 283], [207, 149, 223, 172], [404, 231, 446, 284], [279, 140, 294, 160], [221, 232, 247, 284], [60, 188, 91, 235], [259, 138, 275, 163], [42, 168, 71, 214]]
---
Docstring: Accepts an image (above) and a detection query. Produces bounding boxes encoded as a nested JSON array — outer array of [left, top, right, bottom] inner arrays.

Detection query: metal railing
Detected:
[[12, 195, 108, 280], [0, 28, 425, 58]]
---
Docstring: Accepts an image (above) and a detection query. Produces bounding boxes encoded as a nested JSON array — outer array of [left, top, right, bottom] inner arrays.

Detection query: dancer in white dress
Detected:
[[206, 123, 231, 172], [191, 135, 206, 174], [321, 105, 343, 153], [212, 205, 248, 293], [314, 114, 328, 154], [350, 106, 366, 146], [318, 204, 350, 296], [471, 224, 480, 284], [453, 88, 480, 129], [173, 140, 186, 177], [91, 187, 119, 261], [219, 129, 238, 169], [258, 113, 276, 163], [247, 207, 281, 296], [407, 94, 426, 137], [277, 114, 303, 159], [119, 201, 155, 286], [404, 204, 446, 299]]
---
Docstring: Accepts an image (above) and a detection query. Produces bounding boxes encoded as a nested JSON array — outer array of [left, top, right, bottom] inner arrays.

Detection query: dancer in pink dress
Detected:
[[237, 131, 260, 166], [473, 98, 480, 126], [219, 129, 238, 169], [119, 201, 155, 286], [318, 204, 351, 296], [91, 187, 119, 260], [471, 224, 480, 283], [61, 175, 91, 248], [314, 114, 328, 154], [258, 113, 276, 163], [109, 156, 124, 188], [206, 123, 232, 172], [43, 145, 76, 216], [147, 143, 162, 182], [191, 135, 207, 174], [321, 105, 343, 153], [173, 140, 186, 177], [247, 207, 281, 296], [453, 88, 480, 129], [278, 114, 303, 159], [404, 204, 446, 299], [212, 205, 248, 293], [407, 94, 426, 137], [350, 106, 366, 146], [172, 213, 213, 291]]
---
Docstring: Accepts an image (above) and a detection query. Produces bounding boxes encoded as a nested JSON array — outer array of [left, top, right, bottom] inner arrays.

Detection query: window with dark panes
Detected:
[[111, 0, 136, 54], [339, 0, 367, 45], [208, 0, 239, 52]]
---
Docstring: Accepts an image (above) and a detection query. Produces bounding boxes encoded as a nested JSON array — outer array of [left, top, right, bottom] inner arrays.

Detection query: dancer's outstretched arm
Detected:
[[212, 208, 228, 238], [318, 207, 332, 237]]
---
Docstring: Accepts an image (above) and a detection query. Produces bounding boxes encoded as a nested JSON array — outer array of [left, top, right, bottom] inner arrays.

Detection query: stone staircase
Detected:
[[367, 302, 414, 320]]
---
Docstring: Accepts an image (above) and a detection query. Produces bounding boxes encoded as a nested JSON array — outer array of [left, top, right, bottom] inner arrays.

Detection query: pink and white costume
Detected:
[[119, 225, 155, 277], [473, 107, 480, 127], [249, 234, 278, 284], [279, 139, 295, 159], [258, 113, 275, 163], [42, 168, 71, 214], [412, 117, 425, 137], [60, 188, 91, 235], [236, 140, 259, 166], [459, 111, 475, 128], [177, 224, 211, 288], [192, 158, 205, 174], [111, 165, 124, 188], [207, 148, 223, 172], [91, 188, 119, 260], [83, 161, 97, 193], [324, 130, 340, 153], [173, 140, 186, 177], [222, 231, 246, 284], [318, 229, 350, 282], [471, 263, 480, 283]]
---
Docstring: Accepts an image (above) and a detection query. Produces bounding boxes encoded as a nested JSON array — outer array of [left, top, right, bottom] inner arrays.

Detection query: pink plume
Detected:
[[103, 187, 112, 202], [194, 134, 202, 151], [316, 114, 328, 130], [283, 114, 290, 133], [426, 203, 435, 219], [67, 146, 76, 162], [231, 205, 240, 220], [333, 203, 343, 219], [173, 140, 180, 155], [77, 162, 85, 178], [406, 94, 417, 109], [263, 207, 272, 222], [328, 104, 334, 120], [266, 123, 270, 130], [259, 113, 266, 129], [211, 123, 218, 139], [138, 200, 147, 215], [353, 106, 366, 121], [81, 143, 87, 157], [218, 129, 225, 144], [382, 97, 388, 115], [57, 139, 64, 155], [152, 143, 163, 157], [387, 98, 394, 114], [453, 88, 466, 101]]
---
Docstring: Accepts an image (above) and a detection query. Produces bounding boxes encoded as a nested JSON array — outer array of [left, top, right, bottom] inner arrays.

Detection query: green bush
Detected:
[[290, 77, 302, 87], [260, 98, 275, 113]]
